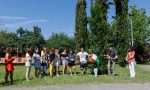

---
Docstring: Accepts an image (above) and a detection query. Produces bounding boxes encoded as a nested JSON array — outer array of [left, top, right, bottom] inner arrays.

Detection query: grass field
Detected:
[[0, 64, 150, 88]]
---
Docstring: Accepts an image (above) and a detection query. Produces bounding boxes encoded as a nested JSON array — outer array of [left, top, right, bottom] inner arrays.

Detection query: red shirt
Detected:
[[5, 54, 14, 72], [127, 51, 135, 62]]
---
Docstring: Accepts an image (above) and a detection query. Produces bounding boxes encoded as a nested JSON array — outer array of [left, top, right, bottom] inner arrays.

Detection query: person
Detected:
[[25, 48, 32, 81], [68, 50, 76, 76], [107, 47, 117, 76], [41, 48, 49, 78], [55, 49, 60, 76], [77, 48, 88, 75], [33, 49, 41, 79], [88, 52, 100, 77], [61, 49, 68, 75], [126, 46, 136, 78], [5, 48, 15, 85], [49, 48, 55, 77]]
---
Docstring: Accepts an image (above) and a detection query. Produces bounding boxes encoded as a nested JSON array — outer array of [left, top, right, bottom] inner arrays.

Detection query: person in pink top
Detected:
[[126, 46, 136, 78]]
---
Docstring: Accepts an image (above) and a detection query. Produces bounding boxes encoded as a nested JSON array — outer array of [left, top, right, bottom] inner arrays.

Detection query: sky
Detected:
[[0, 0, 150, 39]]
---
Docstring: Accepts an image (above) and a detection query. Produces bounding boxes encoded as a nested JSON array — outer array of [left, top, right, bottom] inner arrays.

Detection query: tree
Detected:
[[75, 0, 88, 49], [113, 0, 129, 67], [46, 32, 75, 50], [16, 26, 45, 53], [89, 0, 109, 74], [31, 26, 45, 50], [0, 30, 18, 57], [130, 5, 150, 63]]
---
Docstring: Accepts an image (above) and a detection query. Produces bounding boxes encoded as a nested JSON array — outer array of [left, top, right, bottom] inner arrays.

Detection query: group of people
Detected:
[[4, 46, 136, 85]]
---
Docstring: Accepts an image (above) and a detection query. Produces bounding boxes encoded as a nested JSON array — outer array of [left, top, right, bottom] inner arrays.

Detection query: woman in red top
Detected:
[[5, 48, 15, 85], [126, 46, 136, 78]]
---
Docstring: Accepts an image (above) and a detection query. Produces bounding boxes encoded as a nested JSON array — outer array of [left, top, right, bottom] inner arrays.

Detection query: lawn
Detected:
[[0, 64, 150, 88]]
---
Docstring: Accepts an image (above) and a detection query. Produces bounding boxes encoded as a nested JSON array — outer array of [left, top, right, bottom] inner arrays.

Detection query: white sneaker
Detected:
[[57, 75, 60, 77]]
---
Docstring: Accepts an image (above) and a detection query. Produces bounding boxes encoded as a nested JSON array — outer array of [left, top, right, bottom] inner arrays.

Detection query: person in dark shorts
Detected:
[[77, 48, 88, 75], [61, 49, 68, 75], [68, 50, 76, 76]]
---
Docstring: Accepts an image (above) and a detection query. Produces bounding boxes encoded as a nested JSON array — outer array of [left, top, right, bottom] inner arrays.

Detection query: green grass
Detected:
[[0, 64, 150, 88]]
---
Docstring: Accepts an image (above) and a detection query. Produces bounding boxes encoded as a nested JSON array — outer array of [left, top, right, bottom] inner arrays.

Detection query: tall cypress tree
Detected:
[[114, 0, 129, 66], [89, 0, 109, 55], [89, 0, 109, 73], [75, 0, 88, 50]]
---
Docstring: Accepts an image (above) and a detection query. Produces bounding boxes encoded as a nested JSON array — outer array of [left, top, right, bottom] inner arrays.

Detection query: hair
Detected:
[[34, 48, 39, 53], [6, 48, 11, 53], [129, 46, 134, 51]]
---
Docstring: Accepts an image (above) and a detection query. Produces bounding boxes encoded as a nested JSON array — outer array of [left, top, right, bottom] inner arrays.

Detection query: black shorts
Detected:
[[80, 63, 88, 70], [69, 61, 76, 67]]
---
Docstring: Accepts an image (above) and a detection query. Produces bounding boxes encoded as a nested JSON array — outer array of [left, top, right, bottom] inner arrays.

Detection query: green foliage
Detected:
[[113, 0, 129, 67], [75, 0, 88, 49], [0, 31, 18, 56], [16, 26, 45, 53], [46, 32, 75, 50], [89, 0, 109, 73], [0, 30, 17, 48], [0, 26, 45, 57], [129, 5, 150, 63]]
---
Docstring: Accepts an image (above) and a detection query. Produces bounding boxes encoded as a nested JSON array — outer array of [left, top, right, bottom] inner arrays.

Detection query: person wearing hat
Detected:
[[5, 48, 15, 85]]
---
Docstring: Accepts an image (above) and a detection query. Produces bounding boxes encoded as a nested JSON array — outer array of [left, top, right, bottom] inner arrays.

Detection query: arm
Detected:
[[125, 53, 129, 61], [128, 53, 134, 59], [26, 54, 31, 61], [5, 53, 14, 63]]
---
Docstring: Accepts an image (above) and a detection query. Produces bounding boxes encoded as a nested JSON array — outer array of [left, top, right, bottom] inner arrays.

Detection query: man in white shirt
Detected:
[[77, 48, 88, 75]]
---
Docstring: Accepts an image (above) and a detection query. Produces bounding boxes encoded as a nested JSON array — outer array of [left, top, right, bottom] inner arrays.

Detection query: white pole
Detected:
[[130, 18, 133, 46]]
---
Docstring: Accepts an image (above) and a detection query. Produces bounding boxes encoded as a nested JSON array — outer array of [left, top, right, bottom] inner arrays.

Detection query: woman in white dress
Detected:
[[25, 48, 32, 81]]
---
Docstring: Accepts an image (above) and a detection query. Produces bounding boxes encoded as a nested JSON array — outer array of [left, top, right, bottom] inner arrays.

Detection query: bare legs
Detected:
[[5, 71, 13, 85], [70, 66, 76, 75], [62, 64, 68, 75], [56, 66, 59, 76], [26, 67, 31, 81], [35, 68, 41, 79]]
